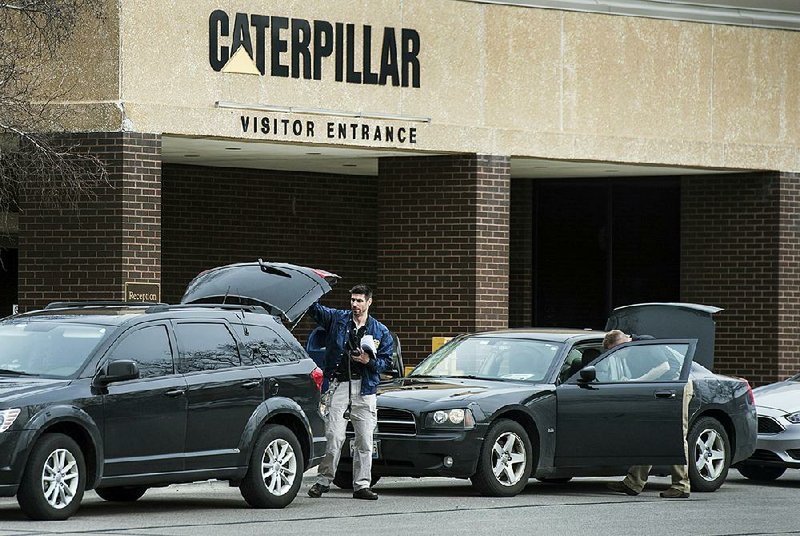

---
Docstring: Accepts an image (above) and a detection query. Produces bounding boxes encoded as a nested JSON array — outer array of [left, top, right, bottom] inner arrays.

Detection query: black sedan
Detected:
[[336, 303, 757, 496]]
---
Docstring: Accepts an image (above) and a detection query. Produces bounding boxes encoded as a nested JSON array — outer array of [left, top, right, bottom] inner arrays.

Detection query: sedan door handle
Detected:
[[654, 390, 676, 399], [164, 389, 186, 398], [240, 380, 262, 389]]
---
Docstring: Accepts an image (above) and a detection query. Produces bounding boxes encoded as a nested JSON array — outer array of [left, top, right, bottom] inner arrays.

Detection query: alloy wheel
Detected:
[[260, 438, 297, 496], [40, 448, 80, 510], [491, 431, 526, 486], [694, 428, 726, 481]]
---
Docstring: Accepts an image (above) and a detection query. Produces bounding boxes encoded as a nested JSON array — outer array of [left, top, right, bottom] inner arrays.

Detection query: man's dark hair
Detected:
[[349, 284, 373, 299]]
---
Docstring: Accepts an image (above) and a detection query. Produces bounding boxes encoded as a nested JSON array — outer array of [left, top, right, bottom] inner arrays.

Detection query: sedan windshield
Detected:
[[0, 321, 107, 378], [410, 337, 562, 382]]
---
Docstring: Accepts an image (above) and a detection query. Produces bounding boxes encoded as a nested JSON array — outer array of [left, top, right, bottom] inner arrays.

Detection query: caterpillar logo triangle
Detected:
[[221, 47, 260, 75]]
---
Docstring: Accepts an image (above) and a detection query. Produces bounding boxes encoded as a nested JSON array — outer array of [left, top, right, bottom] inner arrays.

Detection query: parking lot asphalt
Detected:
[[1, 469, 799, 536]]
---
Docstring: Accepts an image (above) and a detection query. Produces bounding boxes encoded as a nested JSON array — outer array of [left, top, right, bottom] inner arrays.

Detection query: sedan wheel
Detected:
[[17, 433, 86, 520], [240, 424, 304, 508], [688, 417, 730, 492], [471, 419, 533, 496]]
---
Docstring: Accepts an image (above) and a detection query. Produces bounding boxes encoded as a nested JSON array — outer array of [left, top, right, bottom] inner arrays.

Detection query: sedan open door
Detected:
[[554, 339, 696, 468]]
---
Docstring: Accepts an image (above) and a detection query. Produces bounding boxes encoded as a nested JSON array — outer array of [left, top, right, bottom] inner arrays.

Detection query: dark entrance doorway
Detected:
[[0, 248, 18, 317], [533, 178, 680, 329]]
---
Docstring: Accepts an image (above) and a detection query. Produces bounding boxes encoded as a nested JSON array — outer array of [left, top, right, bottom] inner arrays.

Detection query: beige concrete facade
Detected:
[[52, 0, 800, 172]]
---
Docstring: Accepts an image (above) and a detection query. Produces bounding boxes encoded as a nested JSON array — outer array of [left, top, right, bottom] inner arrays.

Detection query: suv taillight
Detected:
[[740, 378, 755, 404], [311, 367, 324, 391]]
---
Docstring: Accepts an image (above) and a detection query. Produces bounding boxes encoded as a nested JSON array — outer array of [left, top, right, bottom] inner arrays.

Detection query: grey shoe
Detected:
[[660, 488, 690, 499], [607, 481, 640, 496], [307, 483, 330, 498]]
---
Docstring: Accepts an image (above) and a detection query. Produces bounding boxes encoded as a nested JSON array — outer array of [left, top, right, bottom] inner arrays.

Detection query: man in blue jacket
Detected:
[[307, 284, 393, 500]]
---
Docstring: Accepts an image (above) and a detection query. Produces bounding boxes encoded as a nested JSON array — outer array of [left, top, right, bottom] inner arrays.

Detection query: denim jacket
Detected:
[[308, 302, 393, 396]]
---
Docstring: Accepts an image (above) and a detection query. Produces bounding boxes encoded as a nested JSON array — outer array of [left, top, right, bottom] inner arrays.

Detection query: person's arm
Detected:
[[632, 360, 670, 381], [308, 301, 336, 330]]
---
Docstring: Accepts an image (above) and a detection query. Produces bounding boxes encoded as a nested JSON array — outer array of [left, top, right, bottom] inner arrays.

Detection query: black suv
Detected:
[[0, 261, 337, 520]]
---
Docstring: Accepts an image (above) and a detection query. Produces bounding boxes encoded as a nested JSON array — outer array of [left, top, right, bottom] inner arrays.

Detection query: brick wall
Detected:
[[18, 132, 161, 311], [376, 154, 511, 366], [777, 172, 800, 381], [510, 179, 533, 327], [680, 171, 798, 386], [161, 164, 380, 339]]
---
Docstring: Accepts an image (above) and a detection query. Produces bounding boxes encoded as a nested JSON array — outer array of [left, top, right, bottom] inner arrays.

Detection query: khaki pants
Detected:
[[315, 380, 377, 491], [623, 380, 693, 493]]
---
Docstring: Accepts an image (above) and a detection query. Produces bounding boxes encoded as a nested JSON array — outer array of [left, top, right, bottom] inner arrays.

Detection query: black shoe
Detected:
[[660, 488, 690, 499], [607, 481, 640, 496], [307, 483, 330, 498], [353, 488, 379, 500]]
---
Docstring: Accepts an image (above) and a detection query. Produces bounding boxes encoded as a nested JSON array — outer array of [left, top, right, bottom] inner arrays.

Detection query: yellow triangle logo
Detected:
[[222, 47, 260, 75]]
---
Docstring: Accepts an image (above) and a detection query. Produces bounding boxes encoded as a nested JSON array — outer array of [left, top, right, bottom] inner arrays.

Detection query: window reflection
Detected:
[[175, 323, 240, 373]]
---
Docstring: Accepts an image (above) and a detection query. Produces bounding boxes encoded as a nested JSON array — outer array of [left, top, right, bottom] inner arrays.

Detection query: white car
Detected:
[[736, 373, 800, 481]]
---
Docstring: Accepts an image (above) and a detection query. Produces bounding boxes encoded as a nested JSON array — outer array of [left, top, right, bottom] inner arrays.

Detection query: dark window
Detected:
[[232, 324, 302, 365], [175, 323, 240, 373], [110, 325, 174, 379]]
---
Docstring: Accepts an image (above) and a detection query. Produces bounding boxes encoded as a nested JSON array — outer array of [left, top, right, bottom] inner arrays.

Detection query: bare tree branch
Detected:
[[0, 0, 109, 224]]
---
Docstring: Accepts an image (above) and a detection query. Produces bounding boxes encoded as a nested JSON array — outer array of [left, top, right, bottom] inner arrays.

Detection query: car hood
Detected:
[[0, 377, 69, 404], [180, 260, 340, 324], [606, 302, 722, 371], [752, 380, 800, 412], [377, 377, 546, 408]]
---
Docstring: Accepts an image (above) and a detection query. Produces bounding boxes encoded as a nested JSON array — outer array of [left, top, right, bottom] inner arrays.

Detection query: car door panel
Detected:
[[101, 323, 187, 477], [174, 321, 264, 471], [554, 339, 696, 468]]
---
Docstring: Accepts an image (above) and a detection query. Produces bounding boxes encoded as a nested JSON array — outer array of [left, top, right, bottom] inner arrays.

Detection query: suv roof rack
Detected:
[[44, 301, 165, 310], [144, 303, 272, 315]]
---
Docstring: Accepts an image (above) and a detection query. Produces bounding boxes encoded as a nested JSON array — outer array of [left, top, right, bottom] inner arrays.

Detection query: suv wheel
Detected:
[[95, 486, 148, 502], [688, 417, 730, 492], [470, 419, 533, 497], [17, 433, 86, 520], [240, 424, 304, 508], [737, 464, 786, 481]]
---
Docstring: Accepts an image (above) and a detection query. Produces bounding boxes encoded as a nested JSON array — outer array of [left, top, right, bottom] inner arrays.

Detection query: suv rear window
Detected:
[[233, 324, 303, 365], [0, 321, 106, 378]]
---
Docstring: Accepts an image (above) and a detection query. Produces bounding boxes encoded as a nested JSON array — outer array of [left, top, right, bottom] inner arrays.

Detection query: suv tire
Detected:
[[470, 419, 533, 497], [240, 424, 304, 508], [17, 433, 86, 520], [688, 416, 730, 492], [95, 486, 148, 502]]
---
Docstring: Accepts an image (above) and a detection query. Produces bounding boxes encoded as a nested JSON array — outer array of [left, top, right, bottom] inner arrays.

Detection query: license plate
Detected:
[[348, 439, 380, 459]]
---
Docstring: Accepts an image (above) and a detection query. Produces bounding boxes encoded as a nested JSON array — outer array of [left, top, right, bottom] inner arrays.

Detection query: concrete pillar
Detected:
[[18, 132, 161, 310], [681, 171, 800, 385], [377, 154, 510, 366]]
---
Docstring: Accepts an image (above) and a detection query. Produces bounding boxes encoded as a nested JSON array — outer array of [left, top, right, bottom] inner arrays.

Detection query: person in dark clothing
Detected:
[[307, 284, 393, 501]]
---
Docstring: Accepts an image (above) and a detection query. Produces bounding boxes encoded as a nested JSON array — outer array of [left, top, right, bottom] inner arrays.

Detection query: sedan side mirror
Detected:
[[95, 360, 140, 386], [577, 366, 597, 383]]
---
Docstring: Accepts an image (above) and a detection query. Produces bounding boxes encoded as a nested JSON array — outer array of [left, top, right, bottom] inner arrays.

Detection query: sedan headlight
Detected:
[[785, 411, 800, 424], [427, 408, 475, 429], [0, 408, 21, 433]]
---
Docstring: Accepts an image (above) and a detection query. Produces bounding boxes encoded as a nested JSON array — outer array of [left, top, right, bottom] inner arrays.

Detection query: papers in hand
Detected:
[[360, 334, 376, 358]]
